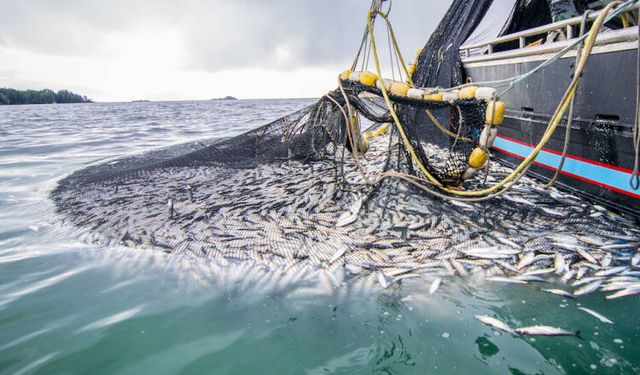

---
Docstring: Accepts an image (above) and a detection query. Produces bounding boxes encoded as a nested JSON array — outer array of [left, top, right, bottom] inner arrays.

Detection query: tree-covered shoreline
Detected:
[[0, 88, 92, 105]]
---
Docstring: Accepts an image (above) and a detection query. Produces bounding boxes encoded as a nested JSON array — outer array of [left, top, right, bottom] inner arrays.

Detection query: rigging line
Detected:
[[546, 10, 591, 189], [368, 2, 619, 197], [442, 0, 639, 94], [631, 6, 640, 190], [387, 25, 396, 80]]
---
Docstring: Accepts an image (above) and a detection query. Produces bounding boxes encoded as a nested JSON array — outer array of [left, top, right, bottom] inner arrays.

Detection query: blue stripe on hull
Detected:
[[492, 136, 640, 198]]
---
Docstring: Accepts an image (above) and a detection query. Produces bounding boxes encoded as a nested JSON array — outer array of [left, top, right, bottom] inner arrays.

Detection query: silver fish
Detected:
[[336, 211, 358, 228], [573, 279, 603, 296], [485, 276, 527, 284], [462, 247, 519, 259], [517, 253, 536, 270], [496, 237, 522, 249], [631, 253, 640, 267], [429, 278, 442, 295], [576, 248, 597, 264], [514, 325, 580, 337], [606, 285, 640, 299], [561, 270, 576, 284], [600, 253, 613, 268], [594, 266, 628, 277], [578, 307, 614, 324], [329, 247, 348, 264], [474, 315, 514, 334], [541, 289, 575, 299], [450, 259, 468, 277], [377, 271, 389, 289], [554, 254, 566, 274]]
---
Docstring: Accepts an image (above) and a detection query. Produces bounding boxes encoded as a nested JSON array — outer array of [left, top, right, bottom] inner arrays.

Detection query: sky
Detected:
[[0, 0, 452, 102]]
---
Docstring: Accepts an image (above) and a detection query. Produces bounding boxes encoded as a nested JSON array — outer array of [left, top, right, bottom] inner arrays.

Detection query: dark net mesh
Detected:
[[50, 0, 640, 294]]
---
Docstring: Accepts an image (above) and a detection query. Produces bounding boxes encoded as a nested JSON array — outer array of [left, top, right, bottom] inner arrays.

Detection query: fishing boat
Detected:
[[457, 0, 640, 217]]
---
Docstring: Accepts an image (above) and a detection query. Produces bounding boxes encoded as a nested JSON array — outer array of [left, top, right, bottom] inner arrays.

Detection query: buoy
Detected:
[[407, 88, 425, 100], [479, 125, 498, 148], [390, 81, 410, 97], [468, 147, 489, 169], [442, 91, 459, 103], [486, 101, 506, 125], [423, 92, 443, 102], [339, 70, 352, 81], [462, 167, 479, 180], [359, 71, 378, 87], [475, 87, 497, 101], [408, 64, 416, 75], [458, 86, 477, 100], [376, 78, 393, 92], [348, 71, 362, 82]]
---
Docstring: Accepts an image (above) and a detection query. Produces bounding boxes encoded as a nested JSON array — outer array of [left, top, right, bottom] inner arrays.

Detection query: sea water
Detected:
[[0, 100, 638, 374]]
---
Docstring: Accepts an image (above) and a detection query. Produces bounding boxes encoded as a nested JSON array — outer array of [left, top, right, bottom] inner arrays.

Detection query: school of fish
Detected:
[[51, 127, 640, 310]]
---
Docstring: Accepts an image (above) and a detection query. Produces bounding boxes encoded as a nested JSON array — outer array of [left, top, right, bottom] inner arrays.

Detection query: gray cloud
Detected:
[[0, 0, 452, 71]]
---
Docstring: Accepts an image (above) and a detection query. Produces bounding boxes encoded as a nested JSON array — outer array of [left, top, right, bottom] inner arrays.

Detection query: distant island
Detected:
[[212, 96, 237, 101], [0, 88, 92, 105]]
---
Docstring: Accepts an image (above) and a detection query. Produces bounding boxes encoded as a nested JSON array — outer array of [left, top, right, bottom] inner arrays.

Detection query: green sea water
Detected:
[[1, 100, 638, 374]]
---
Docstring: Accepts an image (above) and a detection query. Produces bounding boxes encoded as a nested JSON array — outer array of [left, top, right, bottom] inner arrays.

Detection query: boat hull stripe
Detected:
[[492, 135, 640, 199]]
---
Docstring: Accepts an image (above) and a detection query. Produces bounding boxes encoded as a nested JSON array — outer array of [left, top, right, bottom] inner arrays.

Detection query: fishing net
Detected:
[[51, 0, 640, 298], [51, 0, 505, 262]]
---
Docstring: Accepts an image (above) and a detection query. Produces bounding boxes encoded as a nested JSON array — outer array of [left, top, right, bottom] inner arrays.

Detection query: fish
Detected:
[[606, 285, 640, 299], [336, 211, 358, 228], [594, 266, 628, 277], [554, 254, 566, 274], [513, 275, 548, 283], [576, 248, 597, 264], [540, 207, 566, 218], [377, 271, 389, 289], [485, 276, 527, 284], [573, 279, 603, 296], [450, 259, 468, 277], [577, 307, 614, 324], [474, 315, 514, 334], [429, 278, 442, 295], [514, 325, 581, 338], [523, 268, 556, 276], [450, 201, 475, 210], [329, 247, 348, 264], [631, 253, 640, 267], [541, 289, 575, 299], [462, 247, 519, 259], [600, 253, 613, 268], [496, 237, 522, 249], [561, 270, 576, 284], [516, 252, 536, 270]]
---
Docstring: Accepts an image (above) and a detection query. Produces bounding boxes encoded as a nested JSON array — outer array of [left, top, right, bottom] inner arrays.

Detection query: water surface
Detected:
[[0, 100, 638, 374]]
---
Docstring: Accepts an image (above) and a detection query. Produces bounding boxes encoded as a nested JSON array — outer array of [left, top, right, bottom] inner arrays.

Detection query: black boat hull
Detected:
[[463, 34, 640, 217]]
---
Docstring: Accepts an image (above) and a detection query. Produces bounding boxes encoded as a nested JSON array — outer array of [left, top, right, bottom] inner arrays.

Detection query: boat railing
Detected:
[[459, 2, 640, 60]]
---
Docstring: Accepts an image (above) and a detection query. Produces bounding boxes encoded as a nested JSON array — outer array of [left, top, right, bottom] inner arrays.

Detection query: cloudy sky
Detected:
[[0, 1, 452, 102]]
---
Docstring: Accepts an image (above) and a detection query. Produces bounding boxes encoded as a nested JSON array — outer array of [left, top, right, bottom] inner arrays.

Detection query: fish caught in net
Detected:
[[52, 0, 640, 300]]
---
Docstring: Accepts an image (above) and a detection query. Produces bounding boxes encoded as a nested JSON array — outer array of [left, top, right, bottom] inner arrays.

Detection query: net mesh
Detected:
[[50, 0, 640, 293], [52, 0, 501, 262]]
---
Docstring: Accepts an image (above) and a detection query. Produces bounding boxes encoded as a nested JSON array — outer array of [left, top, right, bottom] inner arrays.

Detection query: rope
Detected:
[[632, 6, 640, 190], [363, 2, 621, 197], [545, 10, 591, 189]]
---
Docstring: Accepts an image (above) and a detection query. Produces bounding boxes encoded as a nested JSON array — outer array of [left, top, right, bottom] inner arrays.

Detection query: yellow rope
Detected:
[[366, 10, 443, 186], [363, 2, 618, 197]]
